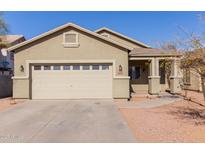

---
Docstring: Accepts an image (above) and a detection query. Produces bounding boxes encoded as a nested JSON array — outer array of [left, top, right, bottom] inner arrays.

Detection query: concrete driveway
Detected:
[[0, 100, 136, 143]]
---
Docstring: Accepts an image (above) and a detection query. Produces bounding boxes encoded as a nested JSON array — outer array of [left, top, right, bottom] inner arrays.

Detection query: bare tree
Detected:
[[0, 12, 9, 74], [0, 12, 8, 35], [176, 24, 205, 100], [181, 43, 205, 101], [0, 12, 9, 48], [158, 13, 205, 101]]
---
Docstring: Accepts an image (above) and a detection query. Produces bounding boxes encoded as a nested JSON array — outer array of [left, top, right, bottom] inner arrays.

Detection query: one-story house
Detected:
[[7, 23, 182, 100]]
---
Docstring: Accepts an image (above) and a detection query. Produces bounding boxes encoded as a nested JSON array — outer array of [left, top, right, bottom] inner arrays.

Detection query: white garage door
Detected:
[[31, 63, 113, 99]]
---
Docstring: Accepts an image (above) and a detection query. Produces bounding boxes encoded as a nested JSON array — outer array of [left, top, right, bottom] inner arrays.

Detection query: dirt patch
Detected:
[[114, 96, 158, 105], [120, 97, 205, 142], [0, 98, 23, 112], [130, 97, 152, 103], [181, 90, 205, 105]]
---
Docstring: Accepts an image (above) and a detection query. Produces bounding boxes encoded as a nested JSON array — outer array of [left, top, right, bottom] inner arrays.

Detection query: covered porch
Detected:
[[129, 48, 182, 95]]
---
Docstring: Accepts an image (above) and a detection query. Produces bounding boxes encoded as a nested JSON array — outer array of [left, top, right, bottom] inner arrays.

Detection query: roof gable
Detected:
[[95, 27, 150, 48], [7, 23, 133, 52], [0, 35, 25, 44]]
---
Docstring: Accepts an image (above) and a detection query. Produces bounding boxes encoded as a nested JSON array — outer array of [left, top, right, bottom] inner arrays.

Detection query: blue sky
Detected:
[[3, 11, 205, 47]]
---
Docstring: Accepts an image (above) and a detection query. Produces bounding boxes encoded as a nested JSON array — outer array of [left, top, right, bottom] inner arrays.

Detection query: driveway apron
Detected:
[[0, 100, 136, 143]]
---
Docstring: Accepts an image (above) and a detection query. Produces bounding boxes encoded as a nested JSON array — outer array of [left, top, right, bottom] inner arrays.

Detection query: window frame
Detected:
[[129, 66, 141, 80], [53, 65, 61, 70], [92, 65, 100, 70], [33, 65, 41, 71], [72, 65, 80, 70], [82, 65, 90, 70], [102, 64, 109, 70], [63, 65, 71, 70], [63, 32, 79, 48], [183, 68, 191, 85], [43, 65, 51, 70]]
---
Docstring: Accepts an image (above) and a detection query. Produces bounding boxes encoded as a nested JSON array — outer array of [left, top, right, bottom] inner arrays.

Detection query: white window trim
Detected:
[[63, 32, 79, 48]]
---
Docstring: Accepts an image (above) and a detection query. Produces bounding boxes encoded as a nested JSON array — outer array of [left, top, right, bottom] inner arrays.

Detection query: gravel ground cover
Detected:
[[120, 91, 205, 142]]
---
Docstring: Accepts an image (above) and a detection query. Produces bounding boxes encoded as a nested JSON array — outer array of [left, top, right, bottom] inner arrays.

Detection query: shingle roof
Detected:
[[95, 27, 150, 48], [0, 35, 24, 44], [129, 48, 181, 57]]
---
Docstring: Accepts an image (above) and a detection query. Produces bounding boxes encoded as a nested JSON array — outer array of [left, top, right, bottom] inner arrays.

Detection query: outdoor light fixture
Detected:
[[20, 65, 24, 72], [118, 65, 123, 74]]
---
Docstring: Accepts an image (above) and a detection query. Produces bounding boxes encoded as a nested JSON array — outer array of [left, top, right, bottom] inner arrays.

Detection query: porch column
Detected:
[[148, 58, 160, 95], [170, 58, 182, 94]]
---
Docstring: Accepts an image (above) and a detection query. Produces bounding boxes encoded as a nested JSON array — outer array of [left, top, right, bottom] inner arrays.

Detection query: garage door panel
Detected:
[[32, 64, 112, 99]]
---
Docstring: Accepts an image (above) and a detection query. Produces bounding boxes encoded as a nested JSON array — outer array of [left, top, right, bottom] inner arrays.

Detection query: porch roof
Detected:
[[129, 48, 181, 57]]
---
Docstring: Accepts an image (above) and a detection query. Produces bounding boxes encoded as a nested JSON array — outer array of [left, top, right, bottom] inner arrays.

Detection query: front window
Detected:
[[183, 68, 191, 84], [129, 66, 140, 80]]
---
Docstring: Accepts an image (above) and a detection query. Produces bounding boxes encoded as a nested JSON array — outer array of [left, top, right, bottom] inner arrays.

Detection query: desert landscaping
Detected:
[[1, 91, 205, 142], [120, 91, 205, 142]]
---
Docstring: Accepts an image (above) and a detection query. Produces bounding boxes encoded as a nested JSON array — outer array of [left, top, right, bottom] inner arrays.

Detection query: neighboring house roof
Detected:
[[95, 27, 151, 48], [0, 35, 25, 45], [129, 48, 182, 57], [7, 23, 133, 52]]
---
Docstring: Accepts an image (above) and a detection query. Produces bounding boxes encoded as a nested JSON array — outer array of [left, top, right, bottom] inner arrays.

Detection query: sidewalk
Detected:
[[116, 92, 183, 109]]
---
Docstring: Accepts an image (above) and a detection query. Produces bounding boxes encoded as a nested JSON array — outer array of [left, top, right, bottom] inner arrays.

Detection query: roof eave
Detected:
[[95, 27, 151, 48], [129, 53, 182, 57], [7, 23, 133, 52]]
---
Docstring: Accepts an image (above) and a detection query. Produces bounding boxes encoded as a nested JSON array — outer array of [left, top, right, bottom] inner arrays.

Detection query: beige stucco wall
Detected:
[[129, 60, 167, 93], [13, 78, 29, 98], [98, 31, 144, 49], [13, 27, 129, 99], [185, 69, 202, 91], [148, 76, 160, 94], [113, 78, 130, 98]]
